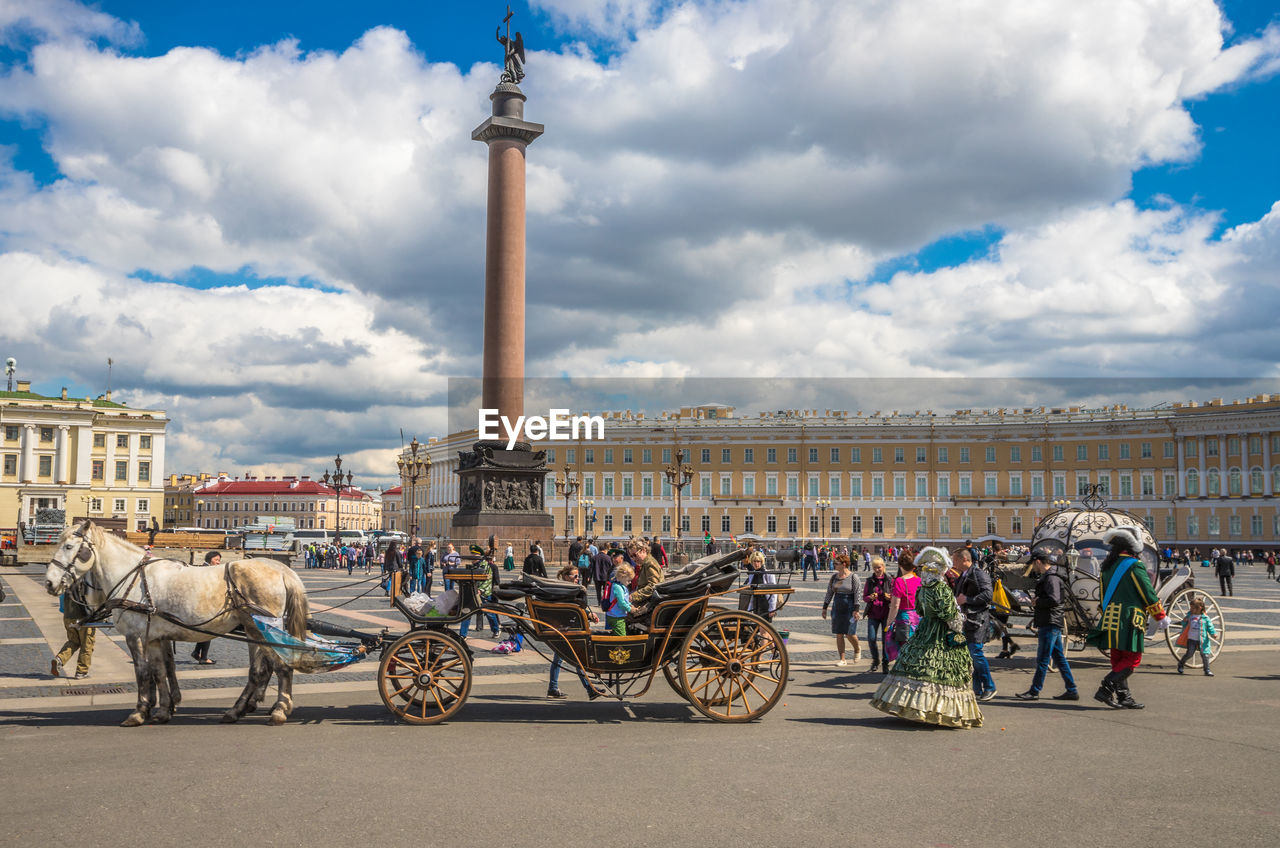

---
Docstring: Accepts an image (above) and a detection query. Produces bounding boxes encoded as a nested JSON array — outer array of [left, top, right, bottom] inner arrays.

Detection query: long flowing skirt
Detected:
[[871, 612, 983, 728]]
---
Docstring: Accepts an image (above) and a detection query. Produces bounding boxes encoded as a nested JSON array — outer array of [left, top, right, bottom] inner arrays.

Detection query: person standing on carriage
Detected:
[[1085, 526, 1170, 709], [1014, 549, 1078, 701], [954, 547, 997, 702]]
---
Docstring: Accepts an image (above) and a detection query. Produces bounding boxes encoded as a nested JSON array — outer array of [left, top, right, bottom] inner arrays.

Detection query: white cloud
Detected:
[[0, 0, 140, 48], [1, 0, 1277, 478]]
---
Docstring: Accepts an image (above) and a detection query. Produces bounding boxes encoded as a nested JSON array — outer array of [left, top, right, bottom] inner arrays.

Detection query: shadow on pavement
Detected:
[[787, 715, 953, 730]]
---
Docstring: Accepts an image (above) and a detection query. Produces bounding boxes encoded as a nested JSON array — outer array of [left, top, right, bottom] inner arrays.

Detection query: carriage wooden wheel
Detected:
[[678, 610, 788, 722], [1162, 588, 1225, 668], [378, 630, 472, 724]]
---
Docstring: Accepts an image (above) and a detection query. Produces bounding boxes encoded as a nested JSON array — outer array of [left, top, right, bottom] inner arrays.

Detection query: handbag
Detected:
[[1175, 623, 1189, 648], [891, 618, 910, 644]]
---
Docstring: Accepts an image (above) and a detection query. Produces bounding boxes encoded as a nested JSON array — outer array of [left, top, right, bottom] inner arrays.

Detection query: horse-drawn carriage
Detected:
[[988, 488, 1225, 667], [375, 548, 793, 724], [43, 522, 792, 726]]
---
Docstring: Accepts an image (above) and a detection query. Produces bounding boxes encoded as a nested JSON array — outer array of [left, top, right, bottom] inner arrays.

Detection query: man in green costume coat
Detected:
[[1085, 525, 1169, 709]]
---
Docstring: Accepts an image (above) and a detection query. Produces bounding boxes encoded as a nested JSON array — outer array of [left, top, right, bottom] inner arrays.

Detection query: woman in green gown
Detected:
[[871, 547, 983, 728]]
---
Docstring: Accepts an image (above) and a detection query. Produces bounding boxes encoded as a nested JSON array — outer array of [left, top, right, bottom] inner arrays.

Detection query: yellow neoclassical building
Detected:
[[1, 381, 168, 535], [403, 395, 1280, 551]]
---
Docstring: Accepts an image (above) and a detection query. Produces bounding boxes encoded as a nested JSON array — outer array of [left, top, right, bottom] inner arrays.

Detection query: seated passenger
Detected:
[[626, 540, 665, 610], [603, 564, 634, 635]]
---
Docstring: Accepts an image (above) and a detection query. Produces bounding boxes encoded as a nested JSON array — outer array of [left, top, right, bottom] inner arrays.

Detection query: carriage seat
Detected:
[[492, 573, 587, 604], [648, 559, 739, 603]]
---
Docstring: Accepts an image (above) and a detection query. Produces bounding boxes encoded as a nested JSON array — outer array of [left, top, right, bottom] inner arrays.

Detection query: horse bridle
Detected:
[[48, 531, 96, 590]]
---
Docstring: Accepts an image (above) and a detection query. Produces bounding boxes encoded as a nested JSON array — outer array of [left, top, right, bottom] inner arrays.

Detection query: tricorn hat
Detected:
[[1102, 525, 1143, 554]]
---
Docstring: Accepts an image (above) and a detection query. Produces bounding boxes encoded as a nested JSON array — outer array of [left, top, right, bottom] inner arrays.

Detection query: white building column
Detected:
[[104, 435, 116, 490], [126, 433, 139, 488], [19, 424, 35, 482], [150, 433, 166, 490], [74, 425, 92, 484], [55, 424, 70, 483]]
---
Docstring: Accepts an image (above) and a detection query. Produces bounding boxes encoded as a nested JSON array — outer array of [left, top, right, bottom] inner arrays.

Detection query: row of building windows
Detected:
[[543, 438, 1280, 468], [546, 468, 1278, 500], [0, 426, 153, 450], [0, 455, 153, 481], [563, 510, 1278, 539], [195, 500, 374, 514], [85, 497, 151, 514]]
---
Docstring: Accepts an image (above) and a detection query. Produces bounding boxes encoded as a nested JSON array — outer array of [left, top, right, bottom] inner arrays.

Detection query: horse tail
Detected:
[[283, 569, 310, 640]]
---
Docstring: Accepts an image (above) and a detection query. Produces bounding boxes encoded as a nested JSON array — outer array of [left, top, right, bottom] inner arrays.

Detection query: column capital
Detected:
[[472, 115, 544, 145]]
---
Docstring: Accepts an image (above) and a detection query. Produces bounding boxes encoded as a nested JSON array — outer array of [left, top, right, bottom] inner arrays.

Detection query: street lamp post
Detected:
[[321, 454, 355, 547], [581, 498, 595, 536], [663, 457, 694, 553], [553, 465, 578, 555], [816, 497, 831, 545], [396, 437, 431, 538]]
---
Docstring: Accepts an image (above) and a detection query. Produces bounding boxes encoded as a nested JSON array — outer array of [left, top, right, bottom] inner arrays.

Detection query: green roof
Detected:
[[1, 390, 127, 408]]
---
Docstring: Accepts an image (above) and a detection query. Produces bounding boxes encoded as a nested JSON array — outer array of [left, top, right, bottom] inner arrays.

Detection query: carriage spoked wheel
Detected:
[[663, 658, 730, 706], [678, 610, 788, 722], [377, 630, 472, 724], [1163, 588, 1225, 669]]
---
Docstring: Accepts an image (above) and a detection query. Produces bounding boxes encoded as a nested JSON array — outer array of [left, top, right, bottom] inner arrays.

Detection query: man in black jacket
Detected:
[[954, 548, 996, 701], [522, 543, 546, 578], [1214, 551, 1235, 597], [1015, 549, 1079, 701]]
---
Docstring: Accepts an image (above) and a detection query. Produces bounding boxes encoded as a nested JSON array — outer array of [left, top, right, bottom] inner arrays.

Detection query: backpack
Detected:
[[602, 581, 618, 613], [577, 553, 590, 570]]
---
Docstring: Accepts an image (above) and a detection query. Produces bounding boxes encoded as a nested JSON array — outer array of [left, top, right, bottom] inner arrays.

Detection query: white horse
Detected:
[[44, 521, 309, 727]]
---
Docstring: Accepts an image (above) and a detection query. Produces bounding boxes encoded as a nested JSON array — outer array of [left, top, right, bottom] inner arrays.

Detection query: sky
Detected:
[[1, 0, 1278, 488]]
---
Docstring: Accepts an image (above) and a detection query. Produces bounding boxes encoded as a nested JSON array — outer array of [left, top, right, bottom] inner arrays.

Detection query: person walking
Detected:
[[383, 539, 404, 596], [191, 550, 221, 664], [407, 538, 425, 594], [1014, 549, 1078, 701], [522, 542, 547, 578], [862, 556, 891, 672], [1175, 597, 1217, 677], [800, 541, 818, 582], [1267, 552, 1277, 580], [884, 553, 922, 665], [51, 588, 95, 679], [423, 541, 437, 595], [822, 555, 861, 666], [547, 564, 602, 700], [954, 547, 997, 702], [870, 548, 983, 728], [1214, 550, 1235, 597], [1086, 526, 1170, 709]]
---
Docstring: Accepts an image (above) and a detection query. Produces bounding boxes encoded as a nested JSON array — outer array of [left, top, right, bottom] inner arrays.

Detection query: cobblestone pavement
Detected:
[[2, 557, 1276, 712]]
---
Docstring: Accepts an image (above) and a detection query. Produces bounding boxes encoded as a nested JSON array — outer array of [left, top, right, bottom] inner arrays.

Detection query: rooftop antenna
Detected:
[[106, 357, 113, 397], [4, 357, 14, 392]]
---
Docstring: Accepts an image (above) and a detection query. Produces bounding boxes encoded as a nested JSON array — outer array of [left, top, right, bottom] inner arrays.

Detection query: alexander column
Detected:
[[451, 8, 553, 546]]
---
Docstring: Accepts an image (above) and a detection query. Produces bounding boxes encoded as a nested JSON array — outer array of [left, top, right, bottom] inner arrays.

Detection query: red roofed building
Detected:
[[191, 474, 380, 531]]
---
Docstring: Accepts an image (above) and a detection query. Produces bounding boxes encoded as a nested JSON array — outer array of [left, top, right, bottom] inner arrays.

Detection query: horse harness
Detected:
[[56, 531, 266, 632]]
